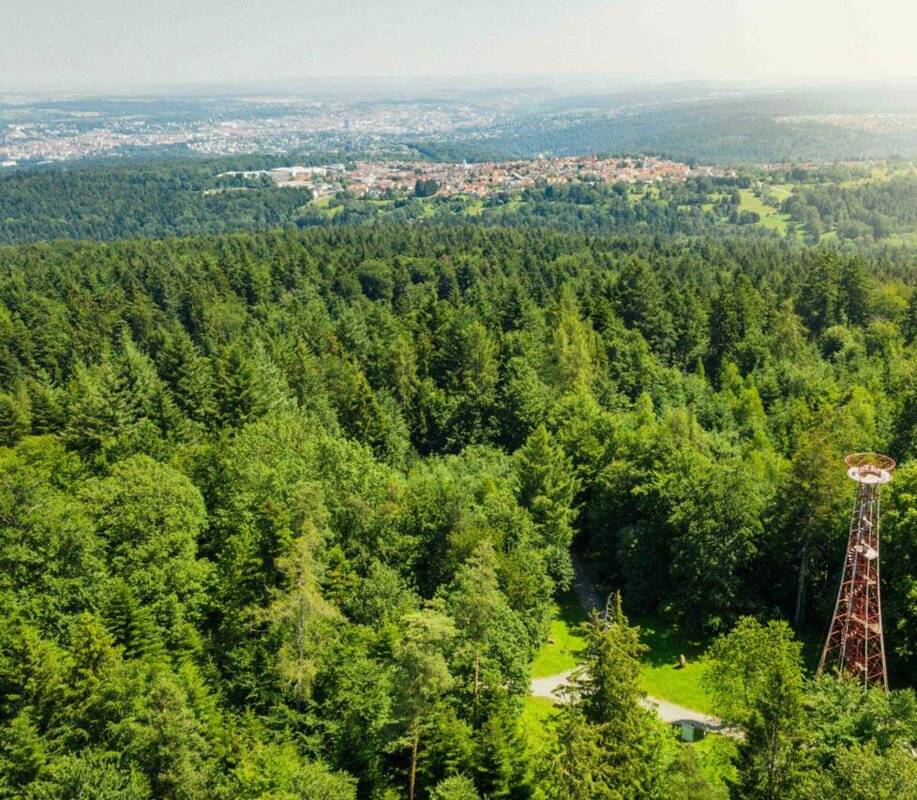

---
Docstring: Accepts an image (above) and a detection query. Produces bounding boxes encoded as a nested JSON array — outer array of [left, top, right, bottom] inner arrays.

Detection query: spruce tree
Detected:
[[472, 698, 530, 799], [0, 389, 31, 446], [24, 373, 63, 435], [104, 578, 166, 663], [515, 425, 578, 586], [156, 329, 215, 425]]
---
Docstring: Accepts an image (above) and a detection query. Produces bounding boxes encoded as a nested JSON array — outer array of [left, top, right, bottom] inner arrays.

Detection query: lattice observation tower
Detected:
[[817, 453, 894, 691]]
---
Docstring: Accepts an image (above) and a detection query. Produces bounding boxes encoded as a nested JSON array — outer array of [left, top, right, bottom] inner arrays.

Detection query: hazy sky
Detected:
[[3, 0, 916, 92]]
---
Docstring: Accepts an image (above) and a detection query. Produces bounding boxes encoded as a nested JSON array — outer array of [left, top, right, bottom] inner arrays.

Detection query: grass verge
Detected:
[[530, 593, 587, 678], [633, 614, 715, 715]]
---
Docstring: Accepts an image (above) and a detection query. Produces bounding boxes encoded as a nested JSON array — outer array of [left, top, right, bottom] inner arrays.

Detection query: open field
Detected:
[[739, 188, 791, 235]]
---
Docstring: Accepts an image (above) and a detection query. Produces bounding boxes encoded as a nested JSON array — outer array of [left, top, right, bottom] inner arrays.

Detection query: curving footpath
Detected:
[[531, 558, 741, 738]]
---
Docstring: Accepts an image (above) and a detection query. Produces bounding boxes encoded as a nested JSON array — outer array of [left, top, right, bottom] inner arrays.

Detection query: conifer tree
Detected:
[[0, 389, 30, 447], [393, 602, 456, 800], [156, 328, 215, 426], [551, 598, 676, 800], [65, 361, 127, 457], [570, 596, 647, 726], [104, 578, 166, 663], [472, 698, 530, 799], [24, 373, 63, 435], [548, 287, 597, 393], [515, 425, 578, 585], [261, 520, 339, 703], [431, 774, 481, 800], [446, 544, 531, 720]]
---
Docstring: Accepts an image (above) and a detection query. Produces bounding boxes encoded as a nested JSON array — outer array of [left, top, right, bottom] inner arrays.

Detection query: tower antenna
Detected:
[[817, 452, 894, 691]]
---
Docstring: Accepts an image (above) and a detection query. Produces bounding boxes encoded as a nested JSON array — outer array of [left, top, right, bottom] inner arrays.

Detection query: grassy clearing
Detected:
[[530, 594, 587, 678], [529, 593, 716, 714], [633, 615, 715, 714], [310, 197, 345, 218], [738, 188, 791, 236], [529, 551, 716, 713], [885, 232, 917, 247], [838, 165, 891, 187], [768, 183, 795, 201], [524, 600, 731, 787]]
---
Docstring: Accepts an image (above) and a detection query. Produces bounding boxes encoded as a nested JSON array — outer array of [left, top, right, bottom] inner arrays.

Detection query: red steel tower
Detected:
[[818, 453, 895, 691]]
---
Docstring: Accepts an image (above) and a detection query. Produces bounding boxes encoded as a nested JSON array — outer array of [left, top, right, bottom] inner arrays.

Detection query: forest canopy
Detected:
[[1, 225, 916, 798]]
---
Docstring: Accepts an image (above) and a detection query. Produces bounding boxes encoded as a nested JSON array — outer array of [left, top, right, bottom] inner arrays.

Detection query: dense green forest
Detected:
[[1, 226, 916, 798], [0, 163, 315, 243], [6, 158, 917, 250], [0, 166, 753, 244], [783, 173, 917, 242]]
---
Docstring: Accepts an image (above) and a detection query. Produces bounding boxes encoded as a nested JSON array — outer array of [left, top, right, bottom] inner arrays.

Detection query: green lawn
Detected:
[[530, 594, 587, 678], [738, 188, 791, 236], [310, 197, 345, 218], [524, 603, 731, 789], [633, 615, 715, 714], [768, 183, 795, 201]]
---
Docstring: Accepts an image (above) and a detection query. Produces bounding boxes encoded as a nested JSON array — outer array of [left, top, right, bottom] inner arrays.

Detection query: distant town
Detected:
[[0, 98, 501, 165], [215, 156, 735, 200]]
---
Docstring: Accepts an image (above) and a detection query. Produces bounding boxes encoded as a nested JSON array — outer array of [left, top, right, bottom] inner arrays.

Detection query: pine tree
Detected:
[[515, 425, 578, 586], [447, 544, 531, 720], [260, 522, 339, 703], [104, 578, 166, 663], [431, 775, 480, 800], [157, 328, 215, 425], [611, 256, 676, 357], [548, 287, 597, 392], [732, 662, 813, 800], [393, 603, 457, 800], [552, 598, 674, 800], [64, 361, 126, 457], [24, 373, 63, 434], [111, 334, 163, 424], [569, 596, 647, 726], [214, 341, 293, 428], [546, 704, 616, 800], [473, 698, 530, 799], [0, 388, 31, 446], [903, 289, 917, 344]]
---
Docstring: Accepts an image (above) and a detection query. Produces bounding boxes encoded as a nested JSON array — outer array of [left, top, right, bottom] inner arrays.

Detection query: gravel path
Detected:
[[532, 556, 740, 737], [530, 669, 574, 700]]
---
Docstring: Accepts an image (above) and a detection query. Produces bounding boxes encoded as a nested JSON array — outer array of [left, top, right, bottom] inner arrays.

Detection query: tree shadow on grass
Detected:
[[557, 587, 588, 630], [632, 614, 710, 668]]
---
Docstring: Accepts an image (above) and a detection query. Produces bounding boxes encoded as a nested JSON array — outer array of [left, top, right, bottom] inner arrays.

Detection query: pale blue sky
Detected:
[[2, 0, 915, 92]]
